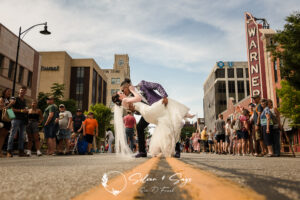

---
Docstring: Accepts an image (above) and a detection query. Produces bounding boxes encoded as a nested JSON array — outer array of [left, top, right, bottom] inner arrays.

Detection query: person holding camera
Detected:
[[7, 86, 28, 157]]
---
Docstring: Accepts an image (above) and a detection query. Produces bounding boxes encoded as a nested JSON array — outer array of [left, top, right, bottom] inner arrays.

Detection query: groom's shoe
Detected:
[[174, 151, 181, 158], [135, 152, 147, 158]]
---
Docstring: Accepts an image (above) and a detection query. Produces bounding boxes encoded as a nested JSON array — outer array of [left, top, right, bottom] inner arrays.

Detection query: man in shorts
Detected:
[[83, 112, 98, 155], [252, 94, 266, 156], [43, 96, 58, 155], [57, 104, 72, 155], [215, 114, 225, 154]]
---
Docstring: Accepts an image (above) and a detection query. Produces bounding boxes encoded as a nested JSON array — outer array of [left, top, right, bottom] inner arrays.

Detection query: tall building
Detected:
[[0, 23, 40, 100], [39, 51, 107, 111], [203, 61, 250, 131], [103, 54, 130, 109]]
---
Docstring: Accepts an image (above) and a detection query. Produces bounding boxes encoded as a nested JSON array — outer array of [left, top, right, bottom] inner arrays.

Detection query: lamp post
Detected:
[[12, 22, 51, 96]]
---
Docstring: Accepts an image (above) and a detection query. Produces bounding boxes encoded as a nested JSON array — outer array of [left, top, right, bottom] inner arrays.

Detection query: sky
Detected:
[[0, 0, 299, 120]]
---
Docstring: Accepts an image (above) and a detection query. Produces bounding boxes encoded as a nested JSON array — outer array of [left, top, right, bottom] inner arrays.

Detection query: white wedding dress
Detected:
[[114, 87, 190, 157]]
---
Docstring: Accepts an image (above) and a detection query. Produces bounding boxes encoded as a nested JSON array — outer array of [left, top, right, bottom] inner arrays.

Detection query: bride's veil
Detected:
[[114, 105, 133, 157]]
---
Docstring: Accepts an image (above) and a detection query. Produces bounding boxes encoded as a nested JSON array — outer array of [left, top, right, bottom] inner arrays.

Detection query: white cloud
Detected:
[[0, 0, 299, 116]]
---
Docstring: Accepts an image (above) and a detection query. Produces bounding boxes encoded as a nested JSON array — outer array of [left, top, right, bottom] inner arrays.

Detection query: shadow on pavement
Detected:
[[182, 157, 300, 200]]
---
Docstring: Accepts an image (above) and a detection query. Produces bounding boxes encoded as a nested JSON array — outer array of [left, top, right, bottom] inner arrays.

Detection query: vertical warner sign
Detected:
[[245, 12, 267, 98]]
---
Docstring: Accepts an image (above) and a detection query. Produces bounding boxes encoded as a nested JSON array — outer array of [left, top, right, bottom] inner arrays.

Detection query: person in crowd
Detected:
[[260, 99, 274, 157], [207, 129, 214, 153], [230, 120, 237, 155], [268, 99, 282, 157], [7, 86, 28, 157], [123, 111, 136, 151], [184, 137, 190, 153], [237, 108, 250, 156], [248, 103, 255, 155], [105, 128, 114, 153], [252, 95, 266, 156], [0, 88, 14, 157], [26, 100, 43, 156], [72, 109, 86, 135], [56, 104, 72, 155], [43, 95, 58, 156], [192, 130, 201, 152], [213, 130, 218, 154], [189, 136, 194, 152], [69, 132, 78, 151], [215, 114, 225, 154], [225, 118, 231, 154], [83, 112, 98, 155], [200, 127, 208, 153]]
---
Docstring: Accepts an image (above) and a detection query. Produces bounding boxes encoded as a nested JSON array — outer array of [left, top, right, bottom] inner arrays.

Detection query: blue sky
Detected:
[[0, 0, 299, 119]]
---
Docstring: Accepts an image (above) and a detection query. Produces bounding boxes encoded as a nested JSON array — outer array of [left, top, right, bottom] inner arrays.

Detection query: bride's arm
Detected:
[[123, 86, 142, 104]]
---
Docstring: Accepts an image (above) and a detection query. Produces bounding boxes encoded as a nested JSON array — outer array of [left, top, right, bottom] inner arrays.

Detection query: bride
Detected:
[[112, 85, 193, 157]]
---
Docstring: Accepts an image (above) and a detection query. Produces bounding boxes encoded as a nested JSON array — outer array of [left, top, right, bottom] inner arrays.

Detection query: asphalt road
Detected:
[[0, 154, 147, 200], [180, 153, 300, 200], [0, 153, 299, 200]]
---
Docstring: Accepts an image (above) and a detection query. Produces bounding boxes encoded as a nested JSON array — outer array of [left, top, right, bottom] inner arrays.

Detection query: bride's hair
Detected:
[[112, 93, 122, 106], [121, 78, 131, 86]]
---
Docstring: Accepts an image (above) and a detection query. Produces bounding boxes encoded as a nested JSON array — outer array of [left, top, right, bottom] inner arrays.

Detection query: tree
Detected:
[[38, 83, 76, 113], [51, 83, 65, 101], [268, 12, 300, 90], [180, 125, 196, 140], [276, 81, 300, 127], [86, 103, 113, 139]]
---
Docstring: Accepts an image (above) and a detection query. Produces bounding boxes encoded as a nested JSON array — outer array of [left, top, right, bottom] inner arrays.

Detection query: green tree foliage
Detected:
[[51, 83, 65, 101], [268, 12, 300, 90], [276, 81, 300, 127], [38, 83, 76, 114], [180, 125, 196, 140], [86, 103, 113, 138]]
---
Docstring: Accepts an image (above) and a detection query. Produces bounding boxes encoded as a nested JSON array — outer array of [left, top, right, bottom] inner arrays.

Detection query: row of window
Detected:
[[111, 78, 120, 84], [216, 80, 250, 101], [215, 68, 249, 79], [0, 54, 33, 88]]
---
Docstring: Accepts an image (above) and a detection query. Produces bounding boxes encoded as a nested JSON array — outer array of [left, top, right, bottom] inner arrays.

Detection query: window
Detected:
[[111, 78, 120, 84], [227, 68, 234, 78], [18, 66, 24, 83], [217, 81, 226, 93], [219, 100, 227, 105], [98, 75, 103, 103], [237, 68, 244, 78], [92, 70, 97, 105], [245, 68, 249, 78], [0, 54, 4, 70], [274, 60, 278, 83], [111, 89, 118, 95], [8, 60, 15, 79], [228, 81, 235, 99], [246, 81, 250, 96], [75, 67, 85, 109], [103, 81, 107, 105], [27, 71, 33, 88], [215, 69, 225, 78], [237, 81, 245, 101]]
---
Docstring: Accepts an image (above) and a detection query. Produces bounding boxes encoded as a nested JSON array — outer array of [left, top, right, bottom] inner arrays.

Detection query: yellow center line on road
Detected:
[[166, 158, 266, 200], [72, 157, 160, 200]]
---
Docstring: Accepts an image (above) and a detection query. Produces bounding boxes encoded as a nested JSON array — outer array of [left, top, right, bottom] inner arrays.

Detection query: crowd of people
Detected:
[[183, 94, 282, 157], [0, 87, 102, 157]]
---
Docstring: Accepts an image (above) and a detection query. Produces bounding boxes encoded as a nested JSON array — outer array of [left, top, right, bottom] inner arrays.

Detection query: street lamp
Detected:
[[12, 22, 51, 96]]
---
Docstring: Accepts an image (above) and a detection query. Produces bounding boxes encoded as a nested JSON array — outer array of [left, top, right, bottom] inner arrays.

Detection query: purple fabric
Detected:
[[138, 80, 168, 105]]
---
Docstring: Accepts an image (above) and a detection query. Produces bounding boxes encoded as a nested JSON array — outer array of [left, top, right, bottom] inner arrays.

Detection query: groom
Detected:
[[120, 78, 181, 158]]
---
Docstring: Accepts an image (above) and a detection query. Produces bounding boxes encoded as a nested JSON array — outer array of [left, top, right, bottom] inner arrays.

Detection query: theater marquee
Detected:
[[245, 12, 267, 98]]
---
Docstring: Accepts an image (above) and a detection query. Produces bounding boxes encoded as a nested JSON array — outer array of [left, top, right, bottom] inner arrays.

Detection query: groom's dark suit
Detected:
[[135, 80, 168, 154]]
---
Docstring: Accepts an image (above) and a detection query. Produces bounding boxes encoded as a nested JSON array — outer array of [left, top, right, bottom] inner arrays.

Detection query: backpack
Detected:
[[233, 115, 242, 131], [77, 138, 88, 155]]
